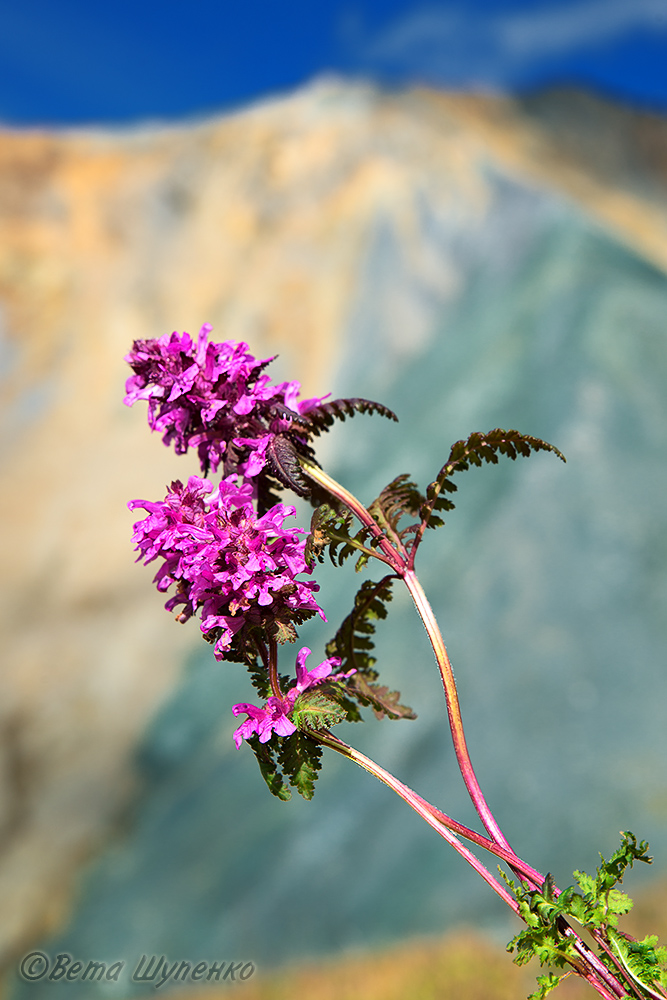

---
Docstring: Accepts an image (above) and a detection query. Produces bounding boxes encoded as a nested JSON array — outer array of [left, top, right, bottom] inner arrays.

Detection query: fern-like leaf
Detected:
[[368, 474, 425, 541], [292, 397, 398, 438], [325, 576, 396, 678], [267, 434, 312, 497], [415, 428, 566, 546], [349, 675, 417, 720], [325, 576, 416, 721], [305, 503, 376, 569]]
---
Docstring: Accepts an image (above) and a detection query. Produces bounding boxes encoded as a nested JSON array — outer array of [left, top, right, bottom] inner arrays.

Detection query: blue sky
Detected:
[[0, 0, 666, 125]]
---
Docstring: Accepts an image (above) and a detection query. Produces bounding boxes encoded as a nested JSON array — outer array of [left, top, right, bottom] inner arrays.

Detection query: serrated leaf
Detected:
[[305, 503, 374, 569], [287, 397, 398, 439], [528, 973, 564, 999], [276, 732, 323, 800], [325, 576, 396, 678], [573, 870, 596, 896], [368, 474, 425, 540], [506, 833, 667, 999], [608, 929, 667, 995], [305, 504, 341, 566], [414, 428, 566, 549], [607, 889, 633, 917], [267, 434, 311, 496], [292, 690, 348, 730], [248, 666, 271, 701], [268, 619, 299, 645], [247, 736, 291, 800], [350, 675, 417, 720], [324, 576, 416, 722]]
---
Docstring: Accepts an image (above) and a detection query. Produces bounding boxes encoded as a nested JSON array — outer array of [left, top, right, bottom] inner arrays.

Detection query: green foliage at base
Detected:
[[504, 832, 667, 999]]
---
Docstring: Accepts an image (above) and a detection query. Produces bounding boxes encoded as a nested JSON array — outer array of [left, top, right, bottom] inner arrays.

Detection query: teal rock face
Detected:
[[13, 141, 667, 998]]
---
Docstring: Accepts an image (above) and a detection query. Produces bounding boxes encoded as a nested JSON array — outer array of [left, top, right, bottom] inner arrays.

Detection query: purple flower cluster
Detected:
[[124, 324, 328, 477], [129, 475, 325, 659], [232, 648, 354, 748], [125, 325, 361, 752]]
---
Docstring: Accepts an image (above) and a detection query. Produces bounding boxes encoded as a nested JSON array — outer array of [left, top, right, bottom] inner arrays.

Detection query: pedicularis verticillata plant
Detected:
[[126, 324, 667, 1000]]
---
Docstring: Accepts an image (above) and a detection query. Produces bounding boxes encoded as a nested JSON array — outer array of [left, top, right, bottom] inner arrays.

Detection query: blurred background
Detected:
[[2, 2, 667, 998]]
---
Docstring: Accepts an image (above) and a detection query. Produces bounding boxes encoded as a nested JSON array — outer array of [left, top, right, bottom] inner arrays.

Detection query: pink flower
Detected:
[[124, 325, 331, 483], [124, 325, 283, 475], [231, 647, 355, 748], [281, 380, 331, 415], [129, 476, 325, 660], [232, 698, 296, 749], [294, 646, 343, 692]]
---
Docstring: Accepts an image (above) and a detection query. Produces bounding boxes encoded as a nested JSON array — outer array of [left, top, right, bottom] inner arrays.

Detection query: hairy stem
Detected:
[[300, 459, 402, 569], [309, 728, 520, 912], [310, 729, 626, 1000], [298, 462, 629, 997], [312, 728, 542, 878], [402, 567, 512, 850], [300, 458, 509, 846]]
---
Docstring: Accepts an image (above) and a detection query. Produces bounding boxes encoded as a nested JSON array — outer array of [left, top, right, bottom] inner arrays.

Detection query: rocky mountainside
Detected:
[[2, 80, 667, 990]]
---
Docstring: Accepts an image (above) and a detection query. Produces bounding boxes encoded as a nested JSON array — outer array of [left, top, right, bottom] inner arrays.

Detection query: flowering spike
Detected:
[[129, 476, 325, 663]]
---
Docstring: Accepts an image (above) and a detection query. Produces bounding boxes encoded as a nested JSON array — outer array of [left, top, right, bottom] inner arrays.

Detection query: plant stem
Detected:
[[300, 459, 402, 569], [400, 571, 628, 997], [402, 568, 512, 851], [267, 636, 282, 699], [312, 728, 542, 878], [310, 729, 627, 1000], [309, 727, 521, 912], [297, 462, 630, 998], [300, 459, 510, 846]]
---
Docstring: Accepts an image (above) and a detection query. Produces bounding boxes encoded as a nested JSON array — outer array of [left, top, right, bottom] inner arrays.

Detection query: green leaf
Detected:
[[246, 731, 326, 801], [598, 831, 653, 888], [292, 690, 348, 730], [247, 736, 291, 801], [325, 576, 416, 722], [325, 576, 395, 679], [504, 834, 667, 999], [276, 732, 323, 800], [528, 973, 565, 999], [248, 666, 271, 701], [305, 503, 375, 569], [572, 870, 596, 897], [608, 930, 667, 994]]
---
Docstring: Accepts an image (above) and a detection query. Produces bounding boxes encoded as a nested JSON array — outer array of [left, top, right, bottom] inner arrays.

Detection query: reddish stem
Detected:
[[267, 636, 282, 699], [298, 461, 629, 997], [310, 729, 626, 999]]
